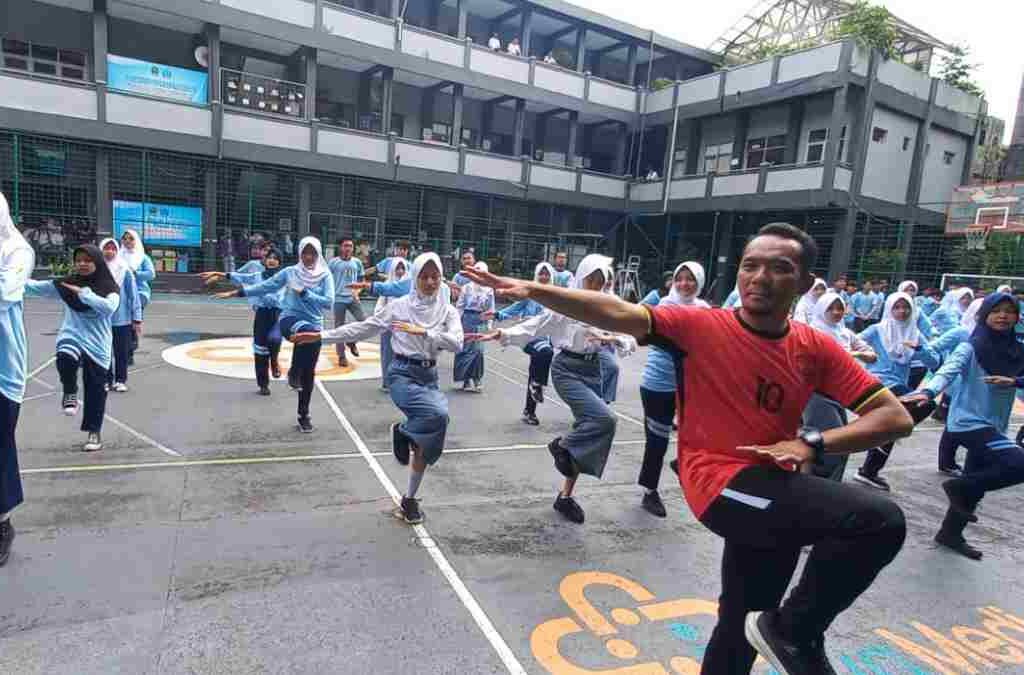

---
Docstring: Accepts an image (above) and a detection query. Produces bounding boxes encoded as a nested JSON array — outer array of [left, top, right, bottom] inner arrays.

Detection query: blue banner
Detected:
[[107, 55, 208, 104], [113, 200, 203, 248]]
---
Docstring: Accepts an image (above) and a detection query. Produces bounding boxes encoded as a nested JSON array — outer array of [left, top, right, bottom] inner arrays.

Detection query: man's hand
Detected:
[[199, 271, 226, 285], [462, 268, 532, 301], [984, 376, 1017, 387], [900, 391, 933, 408], [392, 321, 426, 336], [289, 332, 322, 345], [465, 331, 501, 343], [736, 440, 812, 471]]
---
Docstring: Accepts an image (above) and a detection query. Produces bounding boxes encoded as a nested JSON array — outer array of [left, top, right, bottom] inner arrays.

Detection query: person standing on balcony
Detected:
[[507, 37, 521, 56], [488, 34, 501, 51], [544, 52, 558, 66], [328, 238, 366, 368], [0, 192, 34, 567], [119, 228, 155, 366]]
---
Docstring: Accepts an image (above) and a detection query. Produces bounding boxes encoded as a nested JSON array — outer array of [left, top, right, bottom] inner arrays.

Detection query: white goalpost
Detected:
[[940, 273, 1024, 293]]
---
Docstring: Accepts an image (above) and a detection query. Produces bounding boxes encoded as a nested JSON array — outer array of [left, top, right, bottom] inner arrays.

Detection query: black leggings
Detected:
[[638, 387, 675, 490], [699, 466, 906, 674], [0, 394, 22, 515], [938, 428, 1024, 541], [108, 325, 133, 385], [57, 351, 107, 433], [253, 308, 282, 389], [523, 339, 554, 416], [291, 342, 321, 418], [860, 387, 935, 477]]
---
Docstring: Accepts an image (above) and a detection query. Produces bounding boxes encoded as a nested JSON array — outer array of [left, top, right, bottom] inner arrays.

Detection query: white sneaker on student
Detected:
[[112, 382, 128, 393]]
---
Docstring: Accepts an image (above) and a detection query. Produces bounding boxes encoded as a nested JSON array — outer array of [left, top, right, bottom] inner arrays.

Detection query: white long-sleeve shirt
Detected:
[[499, 309, 635, 356], [320, 296, 463, 359]]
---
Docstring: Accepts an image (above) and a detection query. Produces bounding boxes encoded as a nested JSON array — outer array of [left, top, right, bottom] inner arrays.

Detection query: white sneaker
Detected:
[[113, 382, 128, 393], [62, 394, 79, 416], [83, 433, 103, 452]]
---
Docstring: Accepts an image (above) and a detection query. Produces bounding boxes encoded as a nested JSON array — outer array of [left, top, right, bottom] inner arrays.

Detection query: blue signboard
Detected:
[[113, 200, 203, 248], [107, 55, 208, 104]]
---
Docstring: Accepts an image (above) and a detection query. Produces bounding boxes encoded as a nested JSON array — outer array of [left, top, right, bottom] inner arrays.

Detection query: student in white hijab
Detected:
[[292, 252, 463, 525], [0, 192, 34, 565], [931, 287, 975, 335], [215, 236, 334, 433], [453, 261, 496, 392], [118, 228, 156, 364], [466, 254, 634, 525], [792, 277, 827, 324], [100, 238, 143, 392], [801, 292, 877, 481], [637, 261, 710, 516], [853, 292, 941, 490], [375, 256, 409, 391], [894, 280, 936, 389]]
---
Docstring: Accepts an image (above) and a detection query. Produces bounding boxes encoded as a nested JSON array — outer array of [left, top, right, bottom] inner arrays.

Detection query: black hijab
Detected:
[[262, 248, 282, 280], [658, 271, 674, 298], [970, 293, 1024, 377], [55, 244, 120, 312]]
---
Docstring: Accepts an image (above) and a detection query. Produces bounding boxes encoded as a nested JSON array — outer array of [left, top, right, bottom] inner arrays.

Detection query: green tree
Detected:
[[834, 1, 898, 60], [939, 44, 984, 97], [949, 233, 1024, 275], [861, 247, 904, 277]]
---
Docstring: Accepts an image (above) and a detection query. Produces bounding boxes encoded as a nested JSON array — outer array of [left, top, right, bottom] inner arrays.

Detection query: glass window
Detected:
[[745, 134, 787, 168], [943, 151, 956, 165], [703, 141, 733, 174], [872, 127, 888, 143], [2, 38, 86, 81], [672, 148, 687, 178], [806, 126, 848, 164]]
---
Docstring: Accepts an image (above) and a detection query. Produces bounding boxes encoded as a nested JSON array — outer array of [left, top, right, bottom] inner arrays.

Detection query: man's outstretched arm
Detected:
[[462, 269, 650, 338]]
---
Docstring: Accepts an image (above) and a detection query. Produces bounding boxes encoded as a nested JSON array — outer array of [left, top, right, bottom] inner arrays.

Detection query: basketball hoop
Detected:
[[964, 226, 991, 251]]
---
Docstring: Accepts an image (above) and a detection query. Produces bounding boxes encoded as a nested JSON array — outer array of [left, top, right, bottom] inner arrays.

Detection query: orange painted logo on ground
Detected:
[[162, 337, 382, 382]]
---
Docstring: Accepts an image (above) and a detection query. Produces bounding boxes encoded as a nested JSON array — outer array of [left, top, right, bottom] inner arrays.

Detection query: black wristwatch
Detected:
[[798, 428, 826, 463]]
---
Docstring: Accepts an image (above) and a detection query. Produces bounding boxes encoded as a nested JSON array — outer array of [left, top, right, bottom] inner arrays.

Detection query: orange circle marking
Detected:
[[605, 638, 639, 660], [611, 608, 641, 626]]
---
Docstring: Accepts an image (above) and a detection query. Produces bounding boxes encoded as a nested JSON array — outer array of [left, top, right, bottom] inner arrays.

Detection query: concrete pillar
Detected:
[[381, 67, 395, 134], [822, 83, 849, 190], [731, 110, 750, 170], [828, 206, 858, 279], [456, 0, 468, 38], [575, 27, 587, 73], [535, 115, 547, 159], [93, 0, 108, 121], [519, 8, 533, 57], [566, 111, 579, 167], [444, 195, 456, 257], [451, 83, 464, 147], [626, 44, 638, 85], [614, 122, 629, 175], [95, 149, 111, 236], [713, 212, 735, 304], [389, 0, 400, 19], [298, 181, 312, 237], [784, 99, 804, 164], [512, 98, 526, 156], [304, 46, 317, 121]]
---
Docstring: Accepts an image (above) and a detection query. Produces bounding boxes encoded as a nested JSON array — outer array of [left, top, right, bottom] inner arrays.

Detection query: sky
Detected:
[[568, 0, 1024, 144]]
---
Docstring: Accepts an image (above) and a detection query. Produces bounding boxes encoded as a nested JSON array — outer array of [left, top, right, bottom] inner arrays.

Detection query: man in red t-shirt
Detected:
[[465, 223, 914, 674]]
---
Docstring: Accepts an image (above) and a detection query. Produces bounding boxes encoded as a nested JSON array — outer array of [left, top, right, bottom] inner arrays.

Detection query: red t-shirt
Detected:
[[645, 306, 885, 519]]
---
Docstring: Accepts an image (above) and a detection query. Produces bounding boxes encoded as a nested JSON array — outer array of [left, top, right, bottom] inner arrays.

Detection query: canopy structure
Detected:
[[710, 0, 953, 69]]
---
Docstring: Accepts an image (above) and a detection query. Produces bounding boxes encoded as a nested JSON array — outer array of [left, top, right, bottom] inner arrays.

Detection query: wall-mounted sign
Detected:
[[107, 54, 208, 104]]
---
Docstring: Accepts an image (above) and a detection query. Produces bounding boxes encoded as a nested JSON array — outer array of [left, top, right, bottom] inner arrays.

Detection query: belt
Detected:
[[560, 349, 599, 362], [395, 353, 437, 368]]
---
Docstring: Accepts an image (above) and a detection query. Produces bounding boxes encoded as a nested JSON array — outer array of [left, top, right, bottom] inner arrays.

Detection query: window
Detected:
[[872, 127, 888, 143], [672, 148, 688, 178], [943, 151, 956, 165], [703, 141, 733, 174], [423, 122, 450, 143], [745, 134, 786, 168], [902, 137, 912, 151], [806, 126, 847, 163], [2, 37, 87, 81]]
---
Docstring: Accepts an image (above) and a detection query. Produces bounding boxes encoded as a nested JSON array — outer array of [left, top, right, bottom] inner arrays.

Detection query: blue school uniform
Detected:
[[329, 257, 365, 304], [111, 271, 143, 328], [25, 281, 120, 369], [723, 288, 741, 309], [925, 343, 1024, 435], [0, 250, 32, 404], [859, 324, 940, 390], [239, 267, 334, 335], [553, 270, 574, 288], [133, 255, 156, 306]]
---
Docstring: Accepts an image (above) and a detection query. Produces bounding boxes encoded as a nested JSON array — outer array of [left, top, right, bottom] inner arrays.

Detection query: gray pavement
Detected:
[[3, 297, 1024, 674]]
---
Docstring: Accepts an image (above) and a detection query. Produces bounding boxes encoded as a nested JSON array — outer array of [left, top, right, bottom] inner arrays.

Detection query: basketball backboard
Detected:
[[946, 182, 1024, 234]]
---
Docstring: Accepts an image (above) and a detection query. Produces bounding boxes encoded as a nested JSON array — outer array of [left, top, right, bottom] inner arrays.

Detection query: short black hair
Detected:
[[395, 240, 411, 250], [749, 222, 818, 274], [338, 237, 354, 246]]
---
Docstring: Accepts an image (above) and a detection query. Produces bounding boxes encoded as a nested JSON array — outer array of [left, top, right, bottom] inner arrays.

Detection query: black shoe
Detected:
[[553, 494, 585, 524], [942, 480, 979, 523], [288, 370, 301, 391], [548, 437, 575, 478], [744, 611, 838, 675], [853, 471, 890, 491], [0, 519, 13, 567], [669, 458, 679, 475], [935, 531, 983, 560], [529, 381, 545, 404], [271, 362, 282, 379], [938, 465, 963, 477], [521, 411, 539, 426], [258, 386, 271, 396], [297, 417, 314, 433], [392, 423, 410, 465], [62, 393, 79, 416], [348, 343, 360, 357], [400, 496, 423, 524], [642, 491, 667, 518]]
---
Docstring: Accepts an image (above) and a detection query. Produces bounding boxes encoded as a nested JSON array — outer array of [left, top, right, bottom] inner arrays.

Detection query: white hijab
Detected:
[[406, 252, 449, 330], [811, 292, 848, 346], [293, 236, 329, 288], [572, 254, 614, 292], [879, 292, 920, 365], [534, 261, 555, 283], [100, 238, 129, 287], [940, 287, 974, 317], [960, 297, 984, 333], [997, 284, 1013, 295], [897, 280, 918, 296], [0, 192, 33, 303], [119, 228, 146, 271], [376, 256, 408, 311], [463, 261, 494, 300], [664, 261, 709, 307], [794, 277, 828, 323]]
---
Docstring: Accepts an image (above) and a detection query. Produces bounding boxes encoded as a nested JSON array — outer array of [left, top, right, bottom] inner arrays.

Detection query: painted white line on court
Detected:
[[22, 391, 58, 403], [27, 356, 57, 380], [316, 380, 528, 675], [30, 375, 55, 390], [19, 440, 647, 475], [103, 415, 182, 457], [488, 355, 645, 427]]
